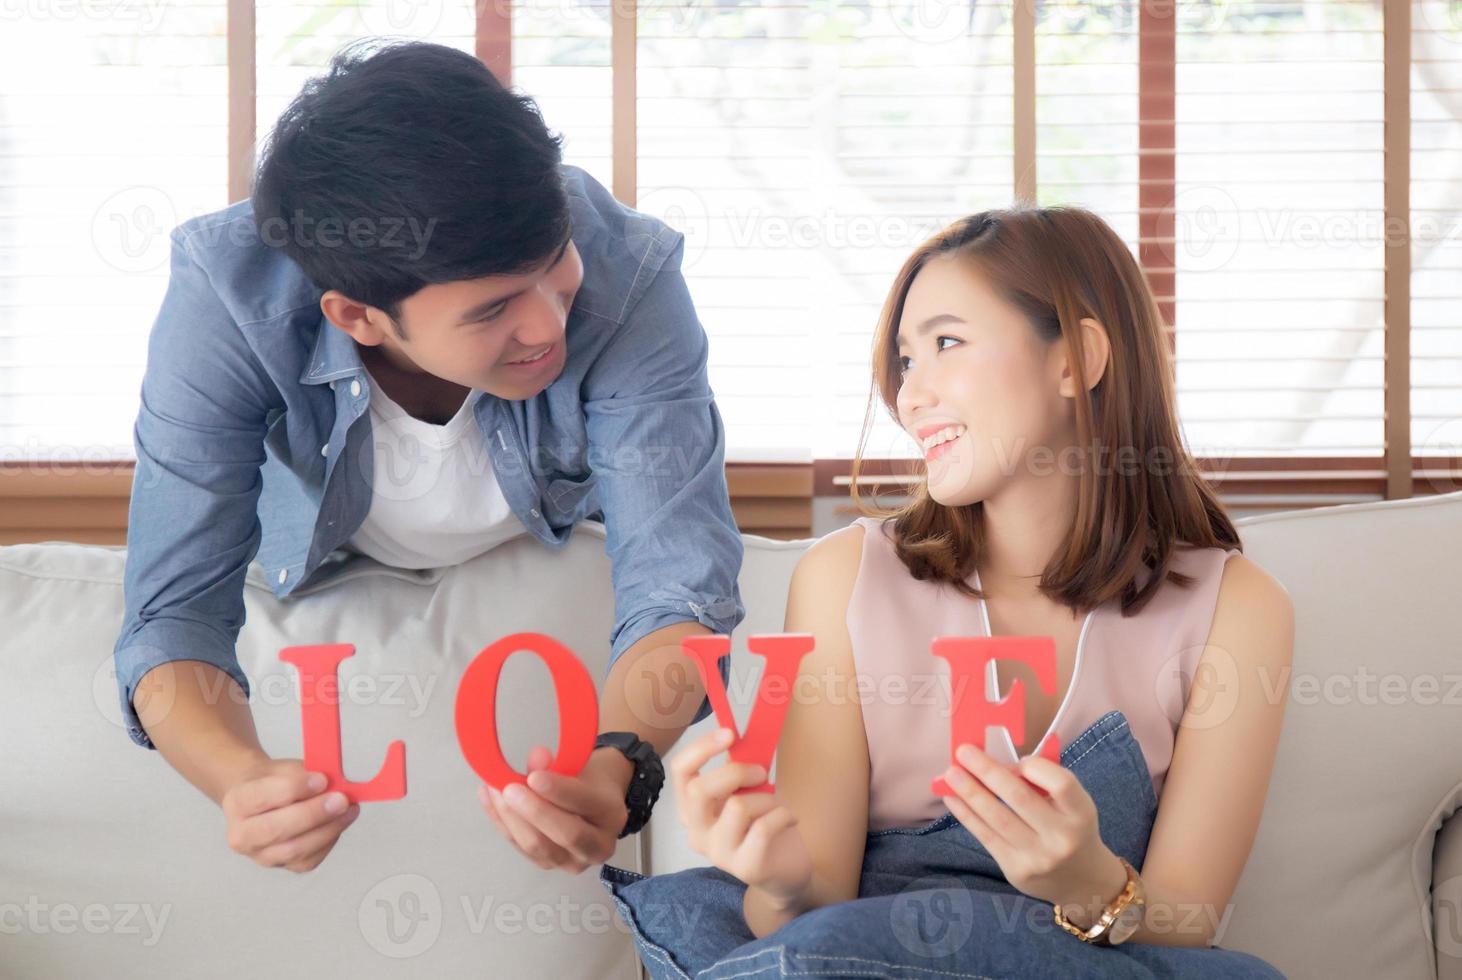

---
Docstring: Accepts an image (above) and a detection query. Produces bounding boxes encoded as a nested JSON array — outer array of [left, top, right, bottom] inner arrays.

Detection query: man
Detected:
[[111, 38, 743, 875]]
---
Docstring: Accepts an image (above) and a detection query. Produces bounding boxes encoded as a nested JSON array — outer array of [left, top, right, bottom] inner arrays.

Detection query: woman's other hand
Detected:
[[939, 742, 1125, 912], [669, 726, 814, 905]]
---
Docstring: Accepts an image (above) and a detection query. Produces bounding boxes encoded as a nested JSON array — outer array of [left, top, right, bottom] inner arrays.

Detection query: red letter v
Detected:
[[681, 634, 814, 794]]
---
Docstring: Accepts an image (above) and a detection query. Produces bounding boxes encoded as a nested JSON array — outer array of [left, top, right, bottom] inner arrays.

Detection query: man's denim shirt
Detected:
[[112, 165, 745, 749]]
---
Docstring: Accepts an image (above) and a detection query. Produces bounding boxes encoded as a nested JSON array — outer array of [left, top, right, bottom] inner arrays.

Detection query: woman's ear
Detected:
[[1057, 317, 1111, 398]]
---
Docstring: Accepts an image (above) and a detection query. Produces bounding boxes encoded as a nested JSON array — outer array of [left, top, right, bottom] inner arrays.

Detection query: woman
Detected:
[[600, 207, 1293, 979]]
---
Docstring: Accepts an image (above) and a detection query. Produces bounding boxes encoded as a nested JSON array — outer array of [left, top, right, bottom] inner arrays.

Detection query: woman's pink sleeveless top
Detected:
[[845, 515, 1240, 831]]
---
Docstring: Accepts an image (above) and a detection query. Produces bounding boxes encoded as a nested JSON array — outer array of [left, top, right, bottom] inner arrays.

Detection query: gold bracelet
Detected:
[[1052, 855, 1146, 946]]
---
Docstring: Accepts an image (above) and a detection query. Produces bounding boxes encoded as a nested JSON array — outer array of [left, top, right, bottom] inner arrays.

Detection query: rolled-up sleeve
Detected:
[[582, 231, 747, 726], [112, 226, 277, 749]]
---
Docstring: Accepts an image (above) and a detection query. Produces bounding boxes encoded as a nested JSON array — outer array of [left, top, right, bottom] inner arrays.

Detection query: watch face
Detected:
[[1108, 903, 1142, 942]]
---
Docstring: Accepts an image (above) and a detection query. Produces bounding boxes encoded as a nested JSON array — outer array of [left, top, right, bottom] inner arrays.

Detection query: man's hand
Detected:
[[221, 757, 361, 872], [476, 620, 711, 873], [477, 745, 633, 873]]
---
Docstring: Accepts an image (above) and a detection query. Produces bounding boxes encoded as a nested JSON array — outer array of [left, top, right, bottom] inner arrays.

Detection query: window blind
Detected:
[[1034, 1, 1395, 461], [512, 0, 613, 190], [636, 0, 1015, 462], [1169, 0, 1388, 459], [1036, 0, 1140, 242], [0, 3, 229, 460]]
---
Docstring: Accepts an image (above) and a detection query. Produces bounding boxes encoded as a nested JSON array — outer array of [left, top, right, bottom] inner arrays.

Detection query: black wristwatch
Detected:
[[595, 731, 665, 839]]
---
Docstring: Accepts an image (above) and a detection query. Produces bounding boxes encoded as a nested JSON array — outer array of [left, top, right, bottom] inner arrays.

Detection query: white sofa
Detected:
[[3, 491, 1462, 979]]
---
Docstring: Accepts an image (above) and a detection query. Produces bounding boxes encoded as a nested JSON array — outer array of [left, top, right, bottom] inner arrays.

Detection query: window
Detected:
[[255, 0, 476, 148], [0, 1, 228, 460], [513, 0, 612, 189], [1170, 0, 1386, 458], [1, 0, 1454, 507], [638, 0, 1015, 462]]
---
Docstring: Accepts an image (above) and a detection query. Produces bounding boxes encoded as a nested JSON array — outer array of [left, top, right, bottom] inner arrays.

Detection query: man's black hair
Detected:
[[251, 38, 570, 340]]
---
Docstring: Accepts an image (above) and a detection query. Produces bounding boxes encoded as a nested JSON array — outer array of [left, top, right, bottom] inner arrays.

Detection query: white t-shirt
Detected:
[[344, 370, 528, 570]]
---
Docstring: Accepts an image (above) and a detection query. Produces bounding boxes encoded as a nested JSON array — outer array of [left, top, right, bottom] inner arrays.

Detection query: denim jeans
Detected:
[[600, 710, 1286, 979]]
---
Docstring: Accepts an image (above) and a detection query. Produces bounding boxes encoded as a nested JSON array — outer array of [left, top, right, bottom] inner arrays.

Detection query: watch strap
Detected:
[[1052, 855, 1145, 946], [594, 732, 665, 839]]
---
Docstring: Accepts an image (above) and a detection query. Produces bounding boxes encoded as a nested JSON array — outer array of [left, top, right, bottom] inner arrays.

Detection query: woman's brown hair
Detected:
[[851, 206, 1240, 617]]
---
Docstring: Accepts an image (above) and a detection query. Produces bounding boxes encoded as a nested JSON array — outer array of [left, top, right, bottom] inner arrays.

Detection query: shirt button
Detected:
[[321, 443, 329, 456], [350, 380, 361, 397], [530, 508, 540, 518], [277, 568, 288, 584]]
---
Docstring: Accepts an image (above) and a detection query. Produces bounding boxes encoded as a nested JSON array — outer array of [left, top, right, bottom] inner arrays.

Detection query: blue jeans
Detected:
[[600, 710, 1286, 979]]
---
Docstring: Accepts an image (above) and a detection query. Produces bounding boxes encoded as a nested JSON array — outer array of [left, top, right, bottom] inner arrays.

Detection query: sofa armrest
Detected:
[[1434, 810, 1462, 979]]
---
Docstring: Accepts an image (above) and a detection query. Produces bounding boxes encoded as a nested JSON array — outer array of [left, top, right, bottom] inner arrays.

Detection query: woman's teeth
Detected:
[[922, 425, 966, 451]]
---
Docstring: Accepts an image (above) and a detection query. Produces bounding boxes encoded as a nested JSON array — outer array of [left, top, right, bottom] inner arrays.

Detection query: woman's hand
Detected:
[[938, 742, 1126, 912], [669, 727, 814, 904]]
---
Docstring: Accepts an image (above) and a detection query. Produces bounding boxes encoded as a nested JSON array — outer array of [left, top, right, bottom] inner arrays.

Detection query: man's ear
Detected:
[[1057, 316, 1111, 398], [320, 290, 393, 347]]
